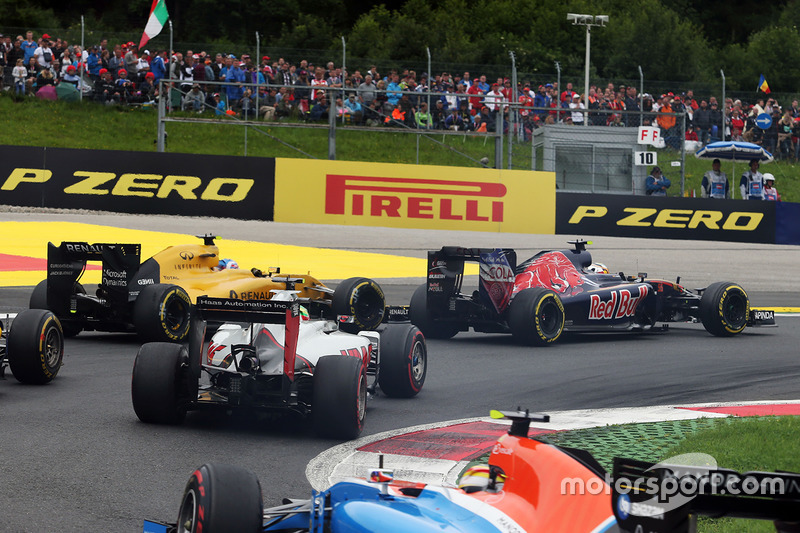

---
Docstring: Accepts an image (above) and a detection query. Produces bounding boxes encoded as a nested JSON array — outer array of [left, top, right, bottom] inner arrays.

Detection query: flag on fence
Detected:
[[758, 74, 771, 94], [139, 0, 169, 49]]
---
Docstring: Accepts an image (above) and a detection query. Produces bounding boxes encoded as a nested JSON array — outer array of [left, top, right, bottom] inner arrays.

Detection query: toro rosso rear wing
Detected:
[[45, 241, 141, 314], [194, 296, 300, 384], [612, 457, 800, 532]]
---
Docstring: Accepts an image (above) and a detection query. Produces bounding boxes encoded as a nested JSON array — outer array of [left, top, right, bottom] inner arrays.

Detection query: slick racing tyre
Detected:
[[29, 280, 84, 337], [700, 281, 749, 337], [332, 277, 385, 334], [133, 284, 192, 343], [131, 343, 194, 424], [7, 309, 64, 384], [312, 355, 366, 440], [409, 284, 460, 339], [177, 463, 263, 533], [378, 325, 427, 398], [508, 288, 565, 346]]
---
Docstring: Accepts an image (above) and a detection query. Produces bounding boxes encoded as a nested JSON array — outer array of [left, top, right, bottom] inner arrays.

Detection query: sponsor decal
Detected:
[[514, 251, 592, 296], [229, 289, 272, 300], [588, 286, 649, 320], [480, 250, 515, 313], [137, 278, 155, 285], [567, 206, 765, 231], [428, 282, 443, 292], [179, 251, 195, 260], [65, 243, 105, 253], [752, 310, 774, 320], [324, 175, 506, 222]]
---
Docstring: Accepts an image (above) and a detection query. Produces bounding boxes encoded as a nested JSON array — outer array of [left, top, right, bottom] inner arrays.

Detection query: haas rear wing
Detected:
[[612, 457, 800, 532]]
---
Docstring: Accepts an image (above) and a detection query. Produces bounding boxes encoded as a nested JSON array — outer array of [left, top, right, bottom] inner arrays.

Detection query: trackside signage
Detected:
[[556, 192, 776, 244], [273, 159, 554, 233], [0, 145, 275, 220]]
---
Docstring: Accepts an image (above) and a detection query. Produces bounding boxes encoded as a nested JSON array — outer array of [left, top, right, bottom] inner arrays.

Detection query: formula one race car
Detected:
[[1, 309, 64, 384], [131, 288, 426, 440], [142, 410, 800, 533], [30, 235, 386, 343], [409, 240, 775, 345]]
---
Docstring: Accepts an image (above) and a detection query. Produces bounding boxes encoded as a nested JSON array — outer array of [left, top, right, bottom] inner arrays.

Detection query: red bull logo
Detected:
[[589, 286, 649, 320], [513, 251, 588, 296]]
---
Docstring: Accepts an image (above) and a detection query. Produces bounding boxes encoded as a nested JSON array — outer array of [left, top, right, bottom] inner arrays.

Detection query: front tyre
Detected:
[[508, 288, 565, 346], [7, 309, 64, 384], [378, 325, 427, 398], [700, 282, 749, 337], [177, 463, 263, 533], [131, 342, 193, 424], [332, 277, 385, 333], [312, 355, 366, 440], [409, 284, 459, 339], [133, 284, 192, 343]]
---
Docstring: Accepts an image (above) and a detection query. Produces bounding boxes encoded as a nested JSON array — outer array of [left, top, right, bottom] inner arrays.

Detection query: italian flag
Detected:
[[139, 0, 169, 49]]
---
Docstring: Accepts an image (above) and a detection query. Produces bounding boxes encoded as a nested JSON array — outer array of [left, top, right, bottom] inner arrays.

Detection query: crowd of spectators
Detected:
[[2, 30, 799, 158]]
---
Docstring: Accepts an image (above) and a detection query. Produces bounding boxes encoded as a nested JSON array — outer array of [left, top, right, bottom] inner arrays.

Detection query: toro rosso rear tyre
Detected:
[[131, 343, 192, 424], [332, 277, 385, 334], [700, 282, 749, 337], [409, 284, 459, 339], [7, 309, 64, 384], [378, 325, 427, 398], [312, 355, 366, 440], [134, 284, 192, 343], [508, 288, 565, 346], [30, 280, 84, 337], [177, 463, 262, 533]]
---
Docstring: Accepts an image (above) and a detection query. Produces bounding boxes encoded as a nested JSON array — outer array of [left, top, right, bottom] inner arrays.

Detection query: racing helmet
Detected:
[[764, 173, 775, 183], [457, 464, 506, 493], [586, 262, 609, 274], [217, 258, 239, 270]]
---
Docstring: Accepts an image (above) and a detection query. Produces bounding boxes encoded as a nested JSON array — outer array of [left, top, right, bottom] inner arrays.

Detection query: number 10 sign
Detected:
[[634, 151, 657, 166]]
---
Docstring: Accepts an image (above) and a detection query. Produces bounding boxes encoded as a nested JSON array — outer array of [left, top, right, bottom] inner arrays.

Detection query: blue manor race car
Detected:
[[409, 240, 775, 345], [143, 410, 800, 533]]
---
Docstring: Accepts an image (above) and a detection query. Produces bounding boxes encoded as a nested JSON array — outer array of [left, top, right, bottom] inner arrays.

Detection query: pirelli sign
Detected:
[[274, 159, 555, 233], [557, 192, 776, 243], [0, 145, 274, 220]]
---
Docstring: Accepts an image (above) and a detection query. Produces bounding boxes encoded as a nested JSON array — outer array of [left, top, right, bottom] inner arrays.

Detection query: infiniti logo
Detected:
[[180, 251, 194, 260]]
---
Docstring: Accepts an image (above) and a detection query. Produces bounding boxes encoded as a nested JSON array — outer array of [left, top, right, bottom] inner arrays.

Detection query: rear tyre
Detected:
[[508, 288, 565, 346], [332, 277, 385, 333], [7, 309, 64, 384], [131, 342, 192, 424], [133, 284, 192, 343], [29, 280, 84, 337], [409, 284, 459, 339], [312, 355, 366, 440], [378, 325, 427, 398], [177, 463, 263, 533], [700, 282, 749, 337]]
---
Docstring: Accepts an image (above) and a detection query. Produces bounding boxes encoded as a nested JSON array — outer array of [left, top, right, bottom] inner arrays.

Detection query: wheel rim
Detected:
[[410, 340, 425, 382], [177, 489, 197, 533], [357, 373, 367, 423], [538, 298, 563, 337], [723, 291, 748, 328], [354, 287, 383, 324], [165, 298, 189, 332], [43, 325, 62, 368]]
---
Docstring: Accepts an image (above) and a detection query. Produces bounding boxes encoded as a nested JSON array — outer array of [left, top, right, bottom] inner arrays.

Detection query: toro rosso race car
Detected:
[[409, 240, 775, 345], [143, 410, 800, 533], [31, 235, 385, 343], [1, 309, 64, 384], [131, 286, 426, 440]]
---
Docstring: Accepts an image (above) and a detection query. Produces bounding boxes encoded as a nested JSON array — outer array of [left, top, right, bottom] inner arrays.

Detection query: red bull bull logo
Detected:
[[513, 251, 588, 296]]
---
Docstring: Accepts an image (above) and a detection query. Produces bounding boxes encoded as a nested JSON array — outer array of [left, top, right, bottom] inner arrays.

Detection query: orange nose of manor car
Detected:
[[470, 434, 615, 531]]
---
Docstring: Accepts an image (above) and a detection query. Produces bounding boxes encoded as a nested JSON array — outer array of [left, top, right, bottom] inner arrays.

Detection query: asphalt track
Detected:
[[1, 210, 799, 531]]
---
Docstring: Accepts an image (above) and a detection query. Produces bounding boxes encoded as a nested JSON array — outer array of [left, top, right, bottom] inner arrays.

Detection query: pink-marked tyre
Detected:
[[177, 463, 262, 533], [378, 325, 427, 398]]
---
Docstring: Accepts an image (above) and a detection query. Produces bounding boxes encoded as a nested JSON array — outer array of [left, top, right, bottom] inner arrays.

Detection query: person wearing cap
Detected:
[[740, 159, 765, 200], [62, 64, 80, 86], [763, 174, 780, 201], [124, 43, 138, 75], [569, 94, 585, 125], [33, 37, 54, 69], [645, 166, 671, 196], [701, 158, 729, 199]]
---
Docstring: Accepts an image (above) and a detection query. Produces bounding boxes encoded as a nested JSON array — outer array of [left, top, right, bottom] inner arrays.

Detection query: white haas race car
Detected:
[[131, 284, 426, 440]]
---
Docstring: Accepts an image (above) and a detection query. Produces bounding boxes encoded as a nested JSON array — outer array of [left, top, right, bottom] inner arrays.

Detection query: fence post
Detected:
[[329, 93, 336, 160], [496, 102, 503, 169], [157, 79, 166, 152]]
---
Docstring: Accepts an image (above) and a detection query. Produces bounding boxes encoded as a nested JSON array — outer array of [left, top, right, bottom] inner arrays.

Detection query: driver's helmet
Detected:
[[458, 465, 506, 493], [586, 262, 609, 274], [764, 173, 775, 183], [216, 258, 239, 270]]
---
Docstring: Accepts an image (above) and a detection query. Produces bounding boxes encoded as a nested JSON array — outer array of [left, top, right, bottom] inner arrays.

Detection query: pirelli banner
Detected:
[[274, 159, 555, 233], [557, 193, 777, 244], [0, 145, 274, 220]]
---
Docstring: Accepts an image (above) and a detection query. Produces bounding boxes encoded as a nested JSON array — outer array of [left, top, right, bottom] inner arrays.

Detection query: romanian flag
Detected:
[[758, 74, 771, 94], [139, 0, 169, 49]]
